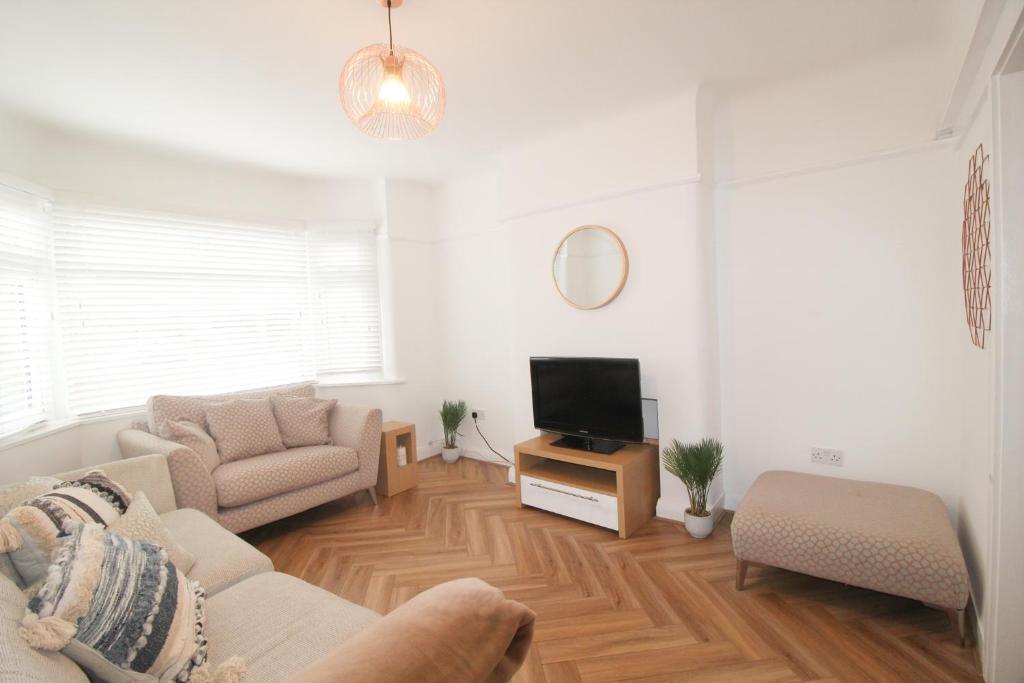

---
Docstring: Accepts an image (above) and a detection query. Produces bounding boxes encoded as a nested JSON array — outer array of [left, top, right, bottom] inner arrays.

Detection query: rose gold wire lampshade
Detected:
[[340, 43, 445, 140]]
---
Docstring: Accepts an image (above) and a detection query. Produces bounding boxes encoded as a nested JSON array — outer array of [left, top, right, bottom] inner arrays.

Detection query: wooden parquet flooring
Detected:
[[243, 456, 982, 683]]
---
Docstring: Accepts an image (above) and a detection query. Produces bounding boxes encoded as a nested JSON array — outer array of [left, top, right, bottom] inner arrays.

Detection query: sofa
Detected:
[[0, 453, 536, 682], [117, 383, 383, 533]]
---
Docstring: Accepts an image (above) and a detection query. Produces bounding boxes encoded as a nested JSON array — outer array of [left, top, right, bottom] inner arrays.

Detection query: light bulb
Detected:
[[378, 73, 411, 105]]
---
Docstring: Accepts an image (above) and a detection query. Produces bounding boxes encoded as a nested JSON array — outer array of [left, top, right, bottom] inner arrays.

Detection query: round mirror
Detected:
[[552, 225, 629, 309]]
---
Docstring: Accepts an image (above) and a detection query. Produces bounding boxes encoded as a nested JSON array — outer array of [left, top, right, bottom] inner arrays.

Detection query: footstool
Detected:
[[731, 471, 971, 644]]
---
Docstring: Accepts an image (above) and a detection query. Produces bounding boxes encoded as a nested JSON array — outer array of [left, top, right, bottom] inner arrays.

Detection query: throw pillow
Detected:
[[162, 419, 221, 470], [205, 398, 285, 463], [108, 491, 196, 574], [0, 471, 131, 586], [271, 395, 337, 448], [19, 523, 245, 682], [0, 477, 62, 589]]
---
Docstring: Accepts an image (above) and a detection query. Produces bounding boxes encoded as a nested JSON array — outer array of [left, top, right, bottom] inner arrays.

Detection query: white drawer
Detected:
[[520, 474, 619, 531]]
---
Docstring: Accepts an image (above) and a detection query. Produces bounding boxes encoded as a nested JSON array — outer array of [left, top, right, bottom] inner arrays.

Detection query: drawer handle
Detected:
[[529, 481, 599, 502]]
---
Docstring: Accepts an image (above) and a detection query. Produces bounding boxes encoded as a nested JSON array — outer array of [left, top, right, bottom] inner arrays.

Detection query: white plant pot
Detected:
[[441, 446, 461, 464], [684, 509, 714, 539]]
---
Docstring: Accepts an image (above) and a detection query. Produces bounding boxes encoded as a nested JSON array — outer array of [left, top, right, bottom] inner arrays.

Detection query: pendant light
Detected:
[[339, 0, 446, 140]]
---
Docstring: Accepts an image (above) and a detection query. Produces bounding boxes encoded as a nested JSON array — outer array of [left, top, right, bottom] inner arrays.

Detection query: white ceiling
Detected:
[[0, 1, 978, 180]]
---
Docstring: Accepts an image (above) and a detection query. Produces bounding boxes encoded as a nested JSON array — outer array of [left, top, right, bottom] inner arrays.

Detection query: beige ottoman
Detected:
[[732, 471, 970, 644]]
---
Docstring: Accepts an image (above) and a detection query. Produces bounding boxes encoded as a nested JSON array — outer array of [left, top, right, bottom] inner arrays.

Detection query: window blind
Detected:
[[52, 207, 318, 415], [0, 185, 53, 437], [309, 227, 383, 375]]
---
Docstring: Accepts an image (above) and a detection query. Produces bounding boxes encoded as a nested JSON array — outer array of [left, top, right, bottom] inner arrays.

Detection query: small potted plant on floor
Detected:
[[440, 400, 467, 464], [662, 437, 724, 539]]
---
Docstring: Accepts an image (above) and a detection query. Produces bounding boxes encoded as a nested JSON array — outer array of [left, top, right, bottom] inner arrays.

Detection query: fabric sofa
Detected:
[[0, 453, 535, 682], [116, 383, 383, 533]]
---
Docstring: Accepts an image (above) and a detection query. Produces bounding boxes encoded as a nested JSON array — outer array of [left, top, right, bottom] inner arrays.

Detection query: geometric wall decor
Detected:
[[962, 144, 992, 349]]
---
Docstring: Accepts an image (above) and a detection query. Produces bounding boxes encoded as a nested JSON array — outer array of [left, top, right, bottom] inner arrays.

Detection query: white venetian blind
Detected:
[[52, 206, 317, 415], [310, 226, 383, 375], [0, 185, 53, 437]]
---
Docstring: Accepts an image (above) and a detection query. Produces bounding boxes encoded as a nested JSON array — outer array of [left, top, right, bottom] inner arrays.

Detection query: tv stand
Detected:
[[550, 434, 623, 454], [515, 433, 659, 538]]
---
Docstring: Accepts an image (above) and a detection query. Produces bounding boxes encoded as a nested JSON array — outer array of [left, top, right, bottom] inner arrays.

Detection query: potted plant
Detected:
[[662, 437, 724, 539], [440, 400, 467, 464]]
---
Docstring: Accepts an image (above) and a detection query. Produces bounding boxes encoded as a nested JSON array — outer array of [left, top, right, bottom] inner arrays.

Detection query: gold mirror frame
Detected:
[[551, 225, 629, 310]]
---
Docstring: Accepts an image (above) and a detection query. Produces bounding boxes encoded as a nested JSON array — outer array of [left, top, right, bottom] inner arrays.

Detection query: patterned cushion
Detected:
[[0, 472, 131, 586], [0, 478, 62, 588], [732, 470, 970, 610], [18, 523, 236, 682], [147, 382, 316, 435], [163, 419, 222, 472], [213, 445, 359, 508], [271, 395, 337, 448], [206, 398, 286, 463], [109, 491, 196, 574]]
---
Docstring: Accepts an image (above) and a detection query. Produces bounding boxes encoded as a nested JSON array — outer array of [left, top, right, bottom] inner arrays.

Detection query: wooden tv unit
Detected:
[[514, 433, 659, 539]]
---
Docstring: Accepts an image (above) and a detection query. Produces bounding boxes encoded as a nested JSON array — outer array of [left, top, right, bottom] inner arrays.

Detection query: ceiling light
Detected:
[[339, 0, 446, 140]]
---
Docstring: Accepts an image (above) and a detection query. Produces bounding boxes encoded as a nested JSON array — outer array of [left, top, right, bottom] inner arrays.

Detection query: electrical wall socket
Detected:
[[471, 408, 485, 421], [811, 446, 844, 467]]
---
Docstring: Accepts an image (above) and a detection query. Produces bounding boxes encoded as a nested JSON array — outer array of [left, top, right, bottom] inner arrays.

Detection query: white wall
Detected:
[[437, 91, 723, 519], [716, 44, 962, 181], [0, 113, 445, 481], [953, 93, 996, 632], [717, 144, 966, 511]]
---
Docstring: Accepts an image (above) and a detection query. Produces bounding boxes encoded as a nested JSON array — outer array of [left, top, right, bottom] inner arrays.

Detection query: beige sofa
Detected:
[[0, 454, 535, 682], [117, 383, 383, 533]]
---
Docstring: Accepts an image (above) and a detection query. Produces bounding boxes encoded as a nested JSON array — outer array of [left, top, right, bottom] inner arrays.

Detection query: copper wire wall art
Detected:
[[962, 144, 992, 349]]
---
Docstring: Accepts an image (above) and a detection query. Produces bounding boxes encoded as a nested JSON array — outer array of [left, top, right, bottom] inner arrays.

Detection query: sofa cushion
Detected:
[[148, 382, 316, 435], [206, 398, 285, 463], [58, 454, 177, 515], [161, 507, 273, 595], [205, 572, 379, 683], [20, 523, 210, 682], [271, 395, 337, 448], [109, 491, 196, 574], [213, 445, 359, 509], [0, 471, 132, 586], [164, 419, 221, 471], [1, 572, 89, 682]]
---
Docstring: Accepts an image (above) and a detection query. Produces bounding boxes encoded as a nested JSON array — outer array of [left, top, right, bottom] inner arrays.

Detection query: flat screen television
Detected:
[[530, 356, 643, 454]]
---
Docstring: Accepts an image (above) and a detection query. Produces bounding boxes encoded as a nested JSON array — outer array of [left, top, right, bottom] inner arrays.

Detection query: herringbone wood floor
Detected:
[[243, 456, 982, 682]]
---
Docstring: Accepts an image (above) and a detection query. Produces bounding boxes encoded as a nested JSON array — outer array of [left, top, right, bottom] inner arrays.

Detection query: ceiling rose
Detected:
[[339, 0, 446, 141]]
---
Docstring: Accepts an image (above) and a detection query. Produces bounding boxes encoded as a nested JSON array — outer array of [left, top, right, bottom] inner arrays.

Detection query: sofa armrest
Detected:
[[286, 578, 535, 683], [328, 405, 383, 490], [117, 429, 219, 520]]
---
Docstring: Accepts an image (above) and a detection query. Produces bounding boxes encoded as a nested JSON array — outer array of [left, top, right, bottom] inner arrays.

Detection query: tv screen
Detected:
[[530, 357, 643, 443]]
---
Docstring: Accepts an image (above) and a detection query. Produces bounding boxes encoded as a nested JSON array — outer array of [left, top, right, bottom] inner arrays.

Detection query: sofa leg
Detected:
[[367, 487, 378, 506], [948, 607, 968, 647], [735, 559, 749, 591]]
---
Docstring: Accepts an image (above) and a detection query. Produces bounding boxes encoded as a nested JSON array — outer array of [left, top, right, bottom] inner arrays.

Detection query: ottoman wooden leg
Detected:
[[735, 559, 749, 591], [367, 487, 379, 506]]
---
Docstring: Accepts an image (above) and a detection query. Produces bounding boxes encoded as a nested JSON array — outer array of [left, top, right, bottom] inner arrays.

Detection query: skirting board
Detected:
[[656, 490, 726, 525]]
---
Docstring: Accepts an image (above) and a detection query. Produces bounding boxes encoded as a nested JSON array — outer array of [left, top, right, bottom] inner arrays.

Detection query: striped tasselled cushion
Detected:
[[0, 470, 131, 586], [19, 523, 242, 682]]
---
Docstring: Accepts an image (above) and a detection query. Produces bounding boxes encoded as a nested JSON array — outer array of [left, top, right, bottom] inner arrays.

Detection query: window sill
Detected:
[[0, 408, 145, 452], [316, 374, 406, 388]]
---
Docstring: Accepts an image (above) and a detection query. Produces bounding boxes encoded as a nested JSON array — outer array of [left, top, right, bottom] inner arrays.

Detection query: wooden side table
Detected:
[[377, 421, 419, 498]]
